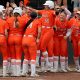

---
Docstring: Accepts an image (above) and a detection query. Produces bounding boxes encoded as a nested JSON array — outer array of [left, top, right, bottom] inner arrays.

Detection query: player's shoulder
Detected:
[[6, 16, 14, 21], [33, 18, 41, 24], [69, 17, 76, 21], [34, 18, 39, 22], [0, 18, 6, 23], [49, 10, 55, 14], [38, 10, 45, 13], [55, 16, 59, 22]]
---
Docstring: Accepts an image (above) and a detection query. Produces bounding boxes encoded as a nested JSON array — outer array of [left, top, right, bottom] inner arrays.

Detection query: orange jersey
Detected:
[[69, 17, 76, 24], [6, 16, 30, 35], [39, 10, 56, 27], [24, 18, 41, 37], [24, 0, 29, 6], [54, 17, 69, 36], [21, 13, 30, 22], [68, 18, 80, 35], [0, 18, 7, 35]]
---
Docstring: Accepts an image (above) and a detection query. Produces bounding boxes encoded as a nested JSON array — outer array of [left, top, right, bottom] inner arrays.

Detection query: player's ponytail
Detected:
[[24, 11, 37, 31]]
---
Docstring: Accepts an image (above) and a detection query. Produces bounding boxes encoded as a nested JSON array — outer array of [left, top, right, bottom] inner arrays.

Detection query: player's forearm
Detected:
[[26, 6, 38, 13], [64, 8, 71, 20], [66, 29, 72, 37], [5, 29, 8, 38], [37, 27, 41, 39]]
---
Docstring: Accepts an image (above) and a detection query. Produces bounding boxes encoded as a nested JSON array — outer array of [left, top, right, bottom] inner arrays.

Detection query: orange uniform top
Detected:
[[38, 10, 56, 28], [22, 13, 30, 22], [54, 17, 69, 36], [69, 17, 76, 24], [0, 18, 7, 35], [24, 18, 41, 38], [24, 0, 29, 6], [6, 16, 30, 35], [68, 18, 80, 35]]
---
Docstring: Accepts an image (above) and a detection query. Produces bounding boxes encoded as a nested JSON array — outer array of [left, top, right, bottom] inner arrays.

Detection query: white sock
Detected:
[[42, 51, 50, 66], [49, 57, 53, 68], [7, 61, 11, 74], [36, 50, 40, 66], [74, 57, 80, 69], [41, 57, 45, 70], [31, 60, 36, 76], [16, 60, 21, 76], [65, 57, 69, 68], [53, 56, 59, 70], [11, 59, 16, 75], [22, 59, 29, 74], [3, 60, 8, 76], [60, 56, 66, 70]]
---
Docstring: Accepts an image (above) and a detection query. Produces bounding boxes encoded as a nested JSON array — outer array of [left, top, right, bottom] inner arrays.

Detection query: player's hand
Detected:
[[68, 36, 71, 41], [53, 26, 57, 31], [61, 6, 65, 9], [36, 38, 39, 43], [10, 2, 17, 8], [78, 41, 80, 46], [64, 36, 67, 40], [6, 2, 9, 8]]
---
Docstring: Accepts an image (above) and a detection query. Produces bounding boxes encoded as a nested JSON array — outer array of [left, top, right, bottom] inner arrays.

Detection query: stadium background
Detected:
[[0, 0, 73, 10], [0, 0, 74, 66]]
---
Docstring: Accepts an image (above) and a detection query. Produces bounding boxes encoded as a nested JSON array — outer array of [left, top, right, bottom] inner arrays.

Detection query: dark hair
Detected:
[[30, 11, 37, 19], [24, 12, 37, 32], [60, 9, 65, 12], [59, 10, 67, 15], [14, 12, 20, 17], [55, 9, 65, 15], [37, 13, 42, 18]]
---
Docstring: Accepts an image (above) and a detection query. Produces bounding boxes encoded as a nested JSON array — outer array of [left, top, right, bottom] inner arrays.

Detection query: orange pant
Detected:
[[8, 34, 22, 60], [53, 36, 59, 56], [22, 35, 37, 60], [0, 35, 8, 60], [72, 35, 80, 57], [7, 47, 11, 59], [40, 29, 54, 57], [54, 36, 68, 57]]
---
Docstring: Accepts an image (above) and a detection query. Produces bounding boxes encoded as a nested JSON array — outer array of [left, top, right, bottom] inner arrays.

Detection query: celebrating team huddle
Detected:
[[0, 0, 80, 77]]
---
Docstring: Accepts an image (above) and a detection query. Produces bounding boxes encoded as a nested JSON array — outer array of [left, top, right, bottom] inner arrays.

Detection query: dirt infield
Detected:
[[0, 72, 80, 80]]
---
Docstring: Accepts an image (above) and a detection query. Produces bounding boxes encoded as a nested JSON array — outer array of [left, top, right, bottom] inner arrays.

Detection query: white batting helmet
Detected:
[[43, 0, 54, 9], [13, 7, 22, 15], [0, 5, 5, 11]]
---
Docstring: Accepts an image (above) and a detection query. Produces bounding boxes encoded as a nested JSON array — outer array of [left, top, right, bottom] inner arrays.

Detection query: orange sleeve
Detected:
[[54, 17, 59, 27], [69, 17, 76, 26], [5, 21, 9, 30], [25, 17, 30, 24], [52, 10, 56, 16], [54, 18, 57, 26], [38, 10, 43, 15], [38, 18, 42, 23], [67, 19, 75, 29], [24, 0, 29, 6], [66, 20, 72, 29], [38, 19, 42, 28], [22, 15, 30, 25]]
